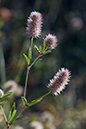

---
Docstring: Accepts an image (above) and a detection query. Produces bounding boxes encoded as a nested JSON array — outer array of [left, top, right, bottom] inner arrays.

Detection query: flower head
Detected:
[[26, 11, 42, 38], [47, 68, 71, 95], [30, 121, 43, 129], [0, 89, 4, 98], [4, 80, 23, 96], [44, 34, 57, 49]]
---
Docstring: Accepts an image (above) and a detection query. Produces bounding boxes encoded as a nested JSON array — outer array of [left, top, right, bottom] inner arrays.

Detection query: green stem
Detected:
[[11, 92, 51, 124], [24, 37, 33, 98], [30, 37, 33, 60], [40, 91, 51, 99], [43, 47, 48, 53], [0, 105, 7, 122], [24, 70, 29, 97], [24, 55, 41, 97], [29, 55, 41, 70], [0, 43, 6, 86]]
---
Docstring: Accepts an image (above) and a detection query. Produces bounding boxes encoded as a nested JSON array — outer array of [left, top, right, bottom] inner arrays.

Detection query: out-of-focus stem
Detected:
[[0, 105, 7, 122], [0, 43, 6, 86]]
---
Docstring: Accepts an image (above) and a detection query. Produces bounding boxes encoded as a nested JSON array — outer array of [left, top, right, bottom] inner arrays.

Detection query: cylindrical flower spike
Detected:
[[0, 89, 4, 98], [44, 34, 58, 49], [47, 68, 71, 95], [26, 11, 42, 38]]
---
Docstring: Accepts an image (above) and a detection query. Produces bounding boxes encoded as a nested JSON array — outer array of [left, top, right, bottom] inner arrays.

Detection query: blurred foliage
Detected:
[[0, 0, 86, 128]]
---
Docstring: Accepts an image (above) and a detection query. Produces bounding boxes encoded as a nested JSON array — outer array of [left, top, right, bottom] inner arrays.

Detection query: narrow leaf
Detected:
[[34, 45, 40, 52], [15, 117, 27, 122], [43, 50, 51, 54], [21, 97, 28, 106], [23, 54, 30, 65], [42, 41, 46, 51], [8, 110, 16, 123], [39, 45, 42, 51], [28, 47, 32, 60], [28, 98, 42, 107], [46, 48, 52, 51], [1, 92, 13, 100], [0, 101, 6, 105], [8, 103, 15, 121]]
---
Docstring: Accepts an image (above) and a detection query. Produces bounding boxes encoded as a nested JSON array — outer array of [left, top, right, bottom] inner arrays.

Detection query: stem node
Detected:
[[6, 122, 10, 129]]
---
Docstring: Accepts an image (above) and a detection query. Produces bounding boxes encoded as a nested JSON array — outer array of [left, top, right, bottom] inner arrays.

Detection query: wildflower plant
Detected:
[[0, 11, 71, 129]]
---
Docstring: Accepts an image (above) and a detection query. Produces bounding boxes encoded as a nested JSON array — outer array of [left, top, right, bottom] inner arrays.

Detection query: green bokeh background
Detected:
[[0, 0, 86, 129]]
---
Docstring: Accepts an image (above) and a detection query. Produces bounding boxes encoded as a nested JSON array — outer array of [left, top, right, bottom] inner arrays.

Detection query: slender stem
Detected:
[[40, 91, 51, 99], [43, 47, 48, 53], [11, 107, 24, 125], [24, 37, 33, 97], [24, 70, 29, 97], [12, 92, 51, 124], [24, 55, 41, 97], [0, 105, 7, 122], [29, 55, 41, 70], [0, 44, 6, 86], [30, 37, 33, 60]]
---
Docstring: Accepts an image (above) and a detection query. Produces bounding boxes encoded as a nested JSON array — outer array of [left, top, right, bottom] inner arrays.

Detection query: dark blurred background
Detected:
[[0, 0, 86, 129]]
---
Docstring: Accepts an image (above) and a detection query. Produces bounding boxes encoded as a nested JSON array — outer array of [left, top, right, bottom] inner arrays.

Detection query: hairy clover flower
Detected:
[[44, 34, 57, 49], [26, 11, 42, 38], [47, 68, 70, 95]]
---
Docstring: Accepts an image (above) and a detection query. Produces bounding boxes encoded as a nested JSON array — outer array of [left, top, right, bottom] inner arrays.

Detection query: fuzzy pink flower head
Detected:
[[47, 68, 71, 95], [26, 11, 42, 38], [44, 34, 58, 49]]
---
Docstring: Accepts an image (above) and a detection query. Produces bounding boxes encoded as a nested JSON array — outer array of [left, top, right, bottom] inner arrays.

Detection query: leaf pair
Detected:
[[8, 102, 27, 125], [8, 103, 16, 123], [0, 92, 13, 105], [34, 42, 46, 53], [21, 96, 28, 106], [21, 96, 42, 107], [28, 97, 42, 107], [34, 42, 52, 55], [8, 96, 43, 125]]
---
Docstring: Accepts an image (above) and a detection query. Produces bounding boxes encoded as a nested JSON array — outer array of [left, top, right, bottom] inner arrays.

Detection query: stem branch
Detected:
[[29, 55, 41, 70], [24, 37, 33, 98]]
